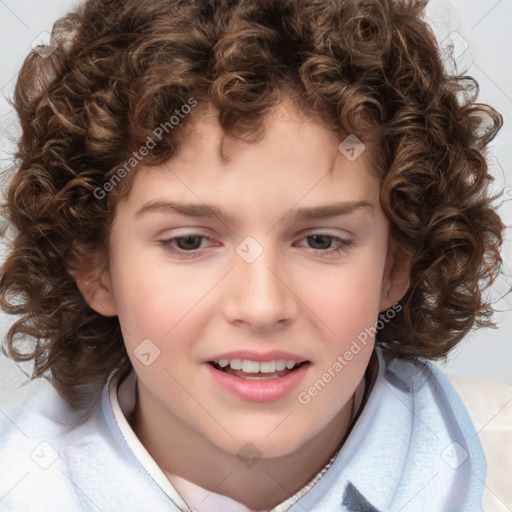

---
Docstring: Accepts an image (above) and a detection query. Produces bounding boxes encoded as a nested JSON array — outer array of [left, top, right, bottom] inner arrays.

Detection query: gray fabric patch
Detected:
[[342, 482, 382, 512], [384, 368, 411, 393]]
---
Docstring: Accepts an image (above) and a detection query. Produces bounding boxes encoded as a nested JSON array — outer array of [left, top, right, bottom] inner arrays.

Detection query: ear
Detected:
[[379, 237, 412, 312], [69, 248, 118, 317]]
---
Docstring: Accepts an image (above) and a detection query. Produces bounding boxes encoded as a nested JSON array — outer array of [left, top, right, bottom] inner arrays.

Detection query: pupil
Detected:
[[177, 235, 201, 250], [309, 235, 331, 250]]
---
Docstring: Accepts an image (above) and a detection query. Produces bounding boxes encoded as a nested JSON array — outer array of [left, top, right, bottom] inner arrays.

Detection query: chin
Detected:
[[213, 428, 311, 460]]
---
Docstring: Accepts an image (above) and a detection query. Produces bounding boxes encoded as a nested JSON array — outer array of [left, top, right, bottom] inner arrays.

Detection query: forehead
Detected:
[[119, 99, 381, 220], [174, 99, 374, 170]]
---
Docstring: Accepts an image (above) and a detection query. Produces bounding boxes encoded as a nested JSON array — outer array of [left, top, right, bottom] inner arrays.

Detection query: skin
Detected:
[[77, 98, 410, 510]]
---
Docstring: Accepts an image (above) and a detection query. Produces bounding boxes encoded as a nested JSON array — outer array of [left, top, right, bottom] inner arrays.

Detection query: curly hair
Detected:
[[0, 0, 505, 409]]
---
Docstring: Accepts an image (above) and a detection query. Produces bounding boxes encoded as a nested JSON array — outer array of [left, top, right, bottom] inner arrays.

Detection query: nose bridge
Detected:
[[225, 234, 295, 328]]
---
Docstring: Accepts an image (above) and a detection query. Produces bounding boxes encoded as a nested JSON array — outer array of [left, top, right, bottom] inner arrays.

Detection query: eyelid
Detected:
[[158, 226, 353, 239], [157, 230, 354, 258], [299, 227, 353, 237], [157, 228, 352, 243]]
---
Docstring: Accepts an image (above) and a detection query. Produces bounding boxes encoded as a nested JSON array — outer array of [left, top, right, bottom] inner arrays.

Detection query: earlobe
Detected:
[[70, 249, 118, 317], [379, 238, 412, 312]]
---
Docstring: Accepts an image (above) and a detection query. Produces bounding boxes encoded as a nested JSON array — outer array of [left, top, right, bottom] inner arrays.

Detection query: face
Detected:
[[81, 99, 409, 459]]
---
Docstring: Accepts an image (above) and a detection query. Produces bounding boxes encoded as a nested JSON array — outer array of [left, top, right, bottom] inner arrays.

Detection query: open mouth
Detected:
[[208, 360, 309, 380]]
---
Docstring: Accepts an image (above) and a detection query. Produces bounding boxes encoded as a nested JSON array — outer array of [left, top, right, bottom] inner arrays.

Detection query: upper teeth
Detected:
[[217, 359, 300, 373]]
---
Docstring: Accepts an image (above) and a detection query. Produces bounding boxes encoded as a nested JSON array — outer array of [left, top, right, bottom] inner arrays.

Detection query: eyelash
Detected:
[[157, 233, 353, 259]]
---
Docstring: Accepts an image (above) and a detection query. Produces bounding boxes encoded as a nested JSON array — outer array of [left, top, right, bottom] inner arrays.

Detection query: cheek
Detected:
[[109, 249, 214, 349], [301, 251, 386, 333]]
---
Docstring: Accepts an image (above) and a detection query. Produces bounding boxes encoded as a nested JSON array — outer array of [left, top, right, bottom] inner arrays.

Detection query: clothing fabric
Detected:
[[448, 374, 512, 512], [0, 348, 489, 511]]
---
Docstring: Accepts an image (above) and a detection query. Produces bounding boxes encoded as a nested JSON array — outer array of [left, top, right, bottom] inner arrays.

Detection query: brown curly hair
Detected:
[[0, 0, 505, 409]]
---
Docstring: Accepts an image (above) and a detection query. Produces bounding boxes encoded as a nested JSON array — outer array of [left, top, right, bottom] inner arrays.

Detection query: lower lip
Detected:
[[205, 363, 310, 402]]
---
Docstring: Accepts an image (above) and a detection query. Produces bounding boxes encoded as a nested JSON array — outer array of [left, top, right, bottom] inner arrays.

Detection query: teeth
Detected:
[[216, 359, 302, 373], [229, 359, 243, 370], [259, 361, 276, 373], [241, 360, 259, 373], [275, 361, 286, 371]]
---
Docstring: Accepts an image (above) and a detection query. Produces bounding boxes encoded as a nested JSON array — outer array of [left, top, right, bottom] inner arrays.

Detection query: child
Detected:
[[0, 0, 509, 510]]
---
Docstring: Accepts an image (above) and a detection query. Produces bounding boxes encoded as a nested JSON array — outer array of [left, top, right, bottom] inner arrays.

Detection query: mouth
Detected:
[[208, 359, 310, 380], [205, 356, 311, 402]]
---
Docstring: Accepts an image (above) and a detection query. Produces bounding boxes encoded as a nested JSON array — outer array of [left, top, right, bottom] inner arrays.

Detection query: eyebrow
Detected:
[[135, 200, 374, 223]]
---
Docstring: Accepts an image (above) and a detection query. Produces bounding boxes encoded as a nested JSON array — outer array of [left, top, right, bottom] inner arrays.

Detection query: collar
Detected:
[[101, 348, 485, 512], [288, 349, 486, 511]]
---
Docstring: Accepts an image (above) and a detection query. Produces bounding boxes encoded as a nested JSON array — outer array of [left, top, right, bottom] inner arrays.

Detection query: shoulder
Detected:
[[379, 353, 512, 509], [446, 374, 512, 512], [334, 350, 489, 511], [0, 376, 107, 510], [0, 371, 176, 511]]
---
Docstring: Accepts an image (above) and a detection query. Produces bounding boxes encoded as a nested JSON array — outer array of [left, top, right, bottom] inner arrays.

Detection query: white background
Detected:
[[0, 0, 511, 390]]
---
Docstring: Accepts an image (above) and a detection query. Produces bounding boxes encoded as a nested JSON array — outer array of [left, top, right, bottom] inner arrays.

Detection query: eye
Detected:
[[158, 234, 213, 258], [296, 234, 353, 255], [158, 232, 353, 259]]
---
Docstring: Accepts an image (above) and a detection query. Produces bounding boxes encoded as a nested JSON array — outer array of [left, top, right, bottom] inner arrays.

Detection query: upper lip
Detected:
[[206, 350, 309, 363]]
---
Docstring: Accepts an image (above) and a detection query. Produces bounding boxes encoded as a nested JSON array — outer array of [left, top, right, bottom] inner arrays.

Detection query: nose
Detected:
[[223, 238, 297, 331]]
